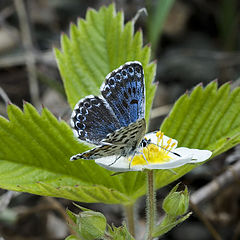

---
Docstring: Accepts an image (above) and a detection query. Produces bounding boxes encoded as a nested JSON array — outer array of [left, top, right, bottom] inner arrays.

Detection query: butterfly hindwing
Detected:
[[102, 118, 146, 146], [71, 144, 123, 160], [101, 61, 145, 127], [71, 95, 121, 145]]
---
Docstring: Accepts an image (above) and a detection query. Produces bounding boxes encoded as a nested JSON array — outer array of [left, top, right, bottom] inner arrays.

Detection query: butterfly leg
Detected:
[[128, 152, 136, 169], [108, 155, 122, 166], [140, 151, 149, 164], [128, 151, 149, 169]]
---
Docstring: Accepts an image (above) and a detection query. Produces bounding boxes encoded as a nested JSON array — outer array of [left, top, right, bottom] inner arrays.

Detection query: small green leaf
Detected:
[[65, 235, 80, 240], [152, 212, 192, 237], [107, 224, 134, 240], [55, 4, 156, 124]]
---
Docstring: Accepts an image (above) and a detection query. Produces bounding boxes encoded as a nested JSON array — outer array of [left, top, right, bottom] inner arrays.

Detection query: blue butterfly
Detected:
[[70, 61, 146, 162]]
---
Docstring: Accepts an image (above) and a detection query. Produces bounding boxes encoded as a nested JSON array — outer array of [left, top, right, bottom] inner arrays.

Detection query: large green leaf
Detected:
[[0, 83, 239, 204], [0, 103, 132, 204], [0, 4, 156, 205], [55, 4, 156, 124], [153, 82, 240, 190]]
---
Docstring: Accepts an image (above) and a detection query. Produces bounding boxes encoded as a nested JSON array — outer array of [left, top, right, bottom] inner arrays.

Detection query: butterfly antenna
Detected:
[[150, 142, 181, 157]]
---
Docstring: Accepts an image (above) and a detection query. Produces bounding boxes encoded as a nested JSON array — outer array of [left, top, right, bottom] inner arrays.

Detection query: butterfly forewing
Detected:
[[101, 61, 145, 127]]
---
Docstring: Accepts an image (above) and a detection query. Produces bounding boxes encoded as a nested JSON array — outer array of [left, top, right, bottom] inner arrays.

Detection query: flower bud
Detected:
[[163, 184, 189, 216], [77, 210, 106, 240]]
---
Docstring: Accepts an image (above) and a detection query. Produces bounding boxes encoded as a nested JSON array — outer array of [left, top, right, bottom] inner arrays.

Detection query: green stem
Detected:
[[146, 170, 155, 240], [125, 204, 135, 237]]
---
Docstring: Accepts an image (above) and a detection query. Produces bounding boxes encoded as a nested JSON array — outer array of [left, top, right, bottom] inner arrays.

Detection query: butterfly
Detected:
[[70, 61, 147, 163]]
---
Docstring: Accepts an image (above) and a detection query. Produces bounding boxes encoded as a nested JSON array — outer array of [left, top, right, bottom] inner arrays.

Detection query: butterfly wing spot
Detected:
[[123, 91, 128, 99], [122, 100, 128, 108]]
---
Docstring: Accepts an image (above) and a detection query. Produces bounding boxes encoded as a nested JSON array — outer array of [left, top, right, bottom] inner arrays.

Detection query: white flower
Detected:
[[95, 131, 212, 172]]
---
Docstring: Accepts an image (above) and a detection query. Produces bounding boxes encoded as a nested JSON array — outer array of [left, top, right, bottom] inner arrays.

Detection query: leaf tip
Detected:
[[146, 42, 152, 48], [22, 99, 29, 105], [86, 6, 94, 12]]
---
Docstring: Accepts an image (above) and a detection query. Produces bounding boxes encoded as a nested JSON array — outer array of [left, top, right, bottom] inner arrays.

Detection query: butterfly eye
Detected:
[[115, 73, 121, 81], [109, 77, 116, 87], [127, 66, 134, 76]]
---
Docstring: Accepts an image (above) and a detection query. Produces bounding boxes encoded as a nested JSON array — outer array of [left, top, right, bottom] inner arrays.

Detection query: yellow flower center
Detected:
[[130, 131, 176, 166]]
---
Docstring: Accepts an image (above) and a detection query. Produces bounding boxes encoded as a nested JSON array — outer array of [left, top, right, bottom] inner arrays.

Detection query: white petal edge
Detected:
[[174, 147, 212, 163]]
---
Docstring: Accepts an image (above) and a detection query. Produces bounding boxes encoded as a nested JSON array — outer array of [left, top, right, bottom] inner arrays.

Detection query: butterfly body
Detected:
[[70, 61, 146, 161]]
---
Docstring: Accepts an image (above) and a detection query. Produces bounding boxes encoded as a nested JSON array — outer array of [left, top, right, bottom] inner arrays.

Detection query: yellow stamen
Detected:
[[130, 131, 175, 166]]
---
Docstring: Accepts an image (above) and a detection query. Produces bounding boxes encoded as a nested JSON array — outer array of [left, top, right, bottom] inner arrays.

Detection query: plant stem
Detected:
[[146, 170, 155, 240], [125, 204, 135, 237]]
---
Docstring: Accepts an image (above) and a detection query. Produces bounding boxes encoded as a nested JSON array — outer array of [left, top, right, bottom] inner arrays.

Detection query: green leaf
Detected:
[[147, 0, 176, 53], [55, 4, 156, 124], [107, 224, 134, 240], [152, 212, 192, 237], [154, 82, 240, 190], [65, 235, 80, 240], [0, 103, 132, 204]]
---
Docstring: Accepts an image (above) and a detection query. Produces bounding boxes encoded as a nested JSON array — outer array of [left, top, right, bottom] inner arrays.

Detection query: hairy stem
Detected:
[[146, 170, 155, 240], [125, 204, 135, 237]]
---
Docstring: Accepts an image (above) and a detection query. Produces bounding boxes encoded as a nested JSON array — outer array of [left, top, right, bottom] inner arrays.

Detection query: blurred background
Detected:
[[0, 0, 240, 239]]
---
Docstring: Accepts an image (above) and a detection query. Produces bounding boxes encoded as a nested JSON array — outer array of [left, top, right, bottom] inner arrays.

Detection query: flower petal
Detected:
[[174, 147, 212, 163], [143, 155, 193, 169], [95, 156, 139, 172]]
